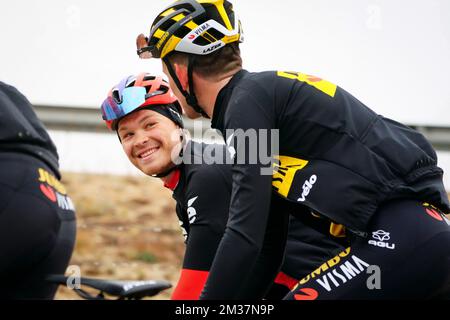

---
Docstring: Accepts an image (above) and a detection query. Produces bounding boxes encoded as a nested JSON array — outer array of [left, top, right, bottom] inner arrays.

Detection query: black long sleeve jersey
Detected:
[[171, 141, 344, 299], [201, 69, 449, 299], [0, 81, 60, 177]]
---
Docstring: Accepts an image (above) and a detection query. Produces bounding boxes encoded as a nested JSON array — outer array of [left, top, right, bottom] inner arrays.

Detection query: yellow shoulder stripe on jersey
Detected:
[[272, 155, 309, 198], [277, 71, 337, 98]]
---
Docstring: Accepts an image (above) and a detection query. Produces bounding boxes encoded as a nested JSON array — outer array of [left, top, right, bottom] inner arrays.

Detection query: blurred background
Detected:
[[1, 0, 449, 299]]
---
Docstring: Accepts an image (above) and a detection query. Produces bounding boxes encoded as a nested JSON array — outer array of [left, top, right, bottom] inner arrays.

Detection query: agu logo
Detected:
[[372, 230, 390, 241], [368, 230, 395, 250]]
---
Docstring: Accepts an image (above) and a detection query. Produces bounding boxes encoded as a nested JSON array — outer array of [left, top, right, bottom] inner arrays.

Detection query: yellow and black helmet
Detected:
[[138, 0, 243, 59]]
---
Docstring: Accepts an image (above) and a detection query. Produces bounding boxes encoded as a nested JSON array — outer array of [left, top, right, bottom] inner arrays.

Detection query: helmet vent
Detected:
[[205, 27, 224, 41], [193, 36, 210, 46], [173, 25, 192, 39], [174, 2, 196, 13], [112, 89, 122, 104], [157, 85, 169, 94], [144, 75, 156, 81]]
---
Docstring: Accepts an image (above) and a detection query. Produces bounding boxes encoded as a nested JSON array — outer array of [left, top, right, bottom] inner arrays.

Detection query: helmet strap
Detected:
[[164, 56, 210, 118], [153, 165, 177, 178]]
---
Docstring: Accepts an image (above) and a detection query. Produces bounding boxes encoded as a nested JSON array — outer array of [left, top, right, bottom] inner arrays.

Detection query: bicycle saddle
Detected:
[[47, 274, 172, 300]]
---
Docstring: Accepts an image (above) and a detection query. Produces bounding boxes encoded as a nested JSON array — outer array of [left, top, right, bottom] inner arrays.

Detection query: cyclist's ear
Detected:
[[173, 63, 189, 91]]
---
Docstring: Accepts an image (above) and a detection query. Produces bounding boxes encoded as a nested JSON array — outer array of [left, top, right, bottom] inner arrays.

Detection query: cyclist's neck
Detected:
[[193, 71, 238, 118], [161, 168, 181, 191]]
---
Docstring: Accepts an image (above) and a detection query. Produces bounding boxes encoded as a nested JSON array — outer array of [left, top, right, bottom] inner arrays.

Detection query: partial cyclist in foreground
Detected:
[[0, 81, 76, 299], [136, 0, 450, 299]]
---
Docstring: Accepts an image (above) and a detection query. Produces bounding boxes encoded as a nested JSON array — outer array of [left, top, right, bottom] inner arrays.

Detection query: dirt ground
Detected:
[[55, 172, 184, 300]]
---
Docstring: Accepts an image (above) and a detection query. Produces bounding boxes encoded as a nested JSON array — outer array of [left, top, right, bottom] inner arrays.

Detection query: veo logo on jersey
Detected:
[[368, 230, 395, 250], [297, 175, 317, 202]]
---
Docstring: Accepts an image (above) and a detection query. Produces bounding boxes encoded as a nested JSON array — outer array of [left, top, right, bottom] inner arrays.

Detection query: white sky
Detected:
[[1, 0, 449, 125]]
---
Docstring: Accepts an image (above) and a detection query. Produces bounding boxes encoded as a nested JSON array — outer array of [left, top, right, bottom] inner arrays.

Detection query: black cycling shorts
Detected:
[[284, 199, 450, 300], [0, 152, 76, 299]]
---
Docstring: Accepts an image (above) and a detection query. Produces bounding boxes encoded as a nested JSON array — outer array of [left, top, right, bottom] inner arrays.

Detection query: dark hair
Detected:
[[167, 42, 242, 79]]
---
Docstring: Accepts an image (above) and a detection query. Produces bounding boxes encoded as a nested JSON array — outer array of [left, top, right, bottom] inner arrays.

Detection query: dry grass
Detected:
[[55, 172, 184, 300]]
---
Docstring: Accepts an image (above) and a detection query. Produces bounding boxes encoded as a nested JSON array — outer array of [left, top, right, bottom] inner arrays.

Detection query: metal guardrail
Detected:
[[33, 104, 213, 135], [407, 125, 450, 151], [34, 105, 105, 132], [34, 105, 450, 151]]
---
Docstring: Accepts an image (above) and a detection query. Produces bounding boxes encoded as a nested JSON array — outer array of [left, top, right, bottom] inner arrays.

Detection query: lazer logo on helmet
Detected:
[[203, 43, 222, 54], [297, 175, 317, 202]]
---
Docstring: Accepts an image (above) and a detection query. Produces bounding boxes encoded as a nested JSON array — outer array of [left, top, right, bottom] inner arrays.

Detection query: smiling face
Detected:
[[118, 108, 182, 176]]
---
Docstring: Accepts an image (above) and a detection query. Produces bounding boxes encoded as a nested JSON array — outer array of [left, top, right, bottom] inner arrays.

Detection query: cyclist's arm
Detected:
[[172, 165, 230, 300], [236, 196, 290, 299], [200, 89, 279, 299]]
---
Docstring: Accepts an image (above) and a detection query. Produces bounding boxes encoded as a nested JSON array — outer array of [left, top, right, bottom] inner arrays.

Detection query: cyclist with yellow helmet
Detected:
[[137, 0, 450, 299], [101, 72, 346, 299]]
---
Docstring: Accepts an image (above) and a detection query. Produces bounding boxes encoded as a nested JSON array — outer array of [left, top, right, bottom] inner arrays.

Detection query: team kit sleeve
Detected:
[[171, 165, 230, 300], [236, 195, 290, 299], [200, 84, 283, 299]]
